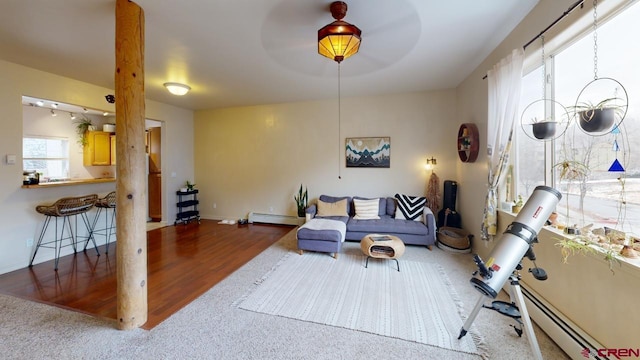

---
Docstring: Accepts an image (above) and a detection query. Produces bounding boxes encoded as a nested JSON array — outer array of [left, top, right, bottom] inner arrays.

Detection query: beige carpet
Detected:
[[237, 251, 484, 358], [0, 228, 569, 359]]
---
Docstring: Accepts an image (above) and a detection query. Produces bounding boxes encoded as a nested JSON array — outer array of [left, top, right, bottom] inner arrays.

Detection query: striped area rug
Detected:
[[236, 251, 484, 357]]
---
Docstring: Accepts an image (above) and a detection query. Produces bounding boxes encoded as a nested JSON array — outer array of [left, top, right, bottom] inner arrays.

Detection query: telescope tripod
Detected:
[[458, 266, 543, 360]]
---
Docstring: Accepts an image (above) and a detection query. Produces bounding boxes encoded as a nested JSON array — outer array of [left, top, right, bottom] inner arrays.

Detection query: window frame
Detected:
[[22, 135, 70, 180]]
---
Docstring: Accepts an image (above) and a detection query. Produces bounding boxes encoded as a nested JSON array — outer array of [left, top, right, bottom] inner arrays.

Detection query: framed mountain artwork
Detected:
[[345, 137, 390, 168]]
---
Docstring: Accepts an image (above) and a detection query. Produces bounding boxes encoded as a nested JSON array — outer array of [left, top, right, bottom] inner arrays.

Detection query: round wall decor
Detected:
[[458, 123, 479, 163]]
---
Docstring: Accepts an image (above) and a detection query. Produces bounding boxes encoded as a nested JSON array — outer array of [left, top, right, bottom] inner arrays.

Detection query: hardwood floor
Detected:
[[0, 220, 293, 330]]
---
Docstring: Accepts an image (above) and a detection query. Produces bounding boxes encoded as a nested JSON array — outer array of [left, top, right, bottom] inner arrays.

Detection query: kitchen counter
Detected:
[[21, 178, 116, 189]]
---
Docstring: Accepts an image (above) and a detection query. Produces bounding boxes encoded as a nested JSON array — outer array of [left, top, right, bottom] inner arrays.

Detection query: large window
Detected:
[[23, 136, 70, 180], [515, 1, 640, 234]]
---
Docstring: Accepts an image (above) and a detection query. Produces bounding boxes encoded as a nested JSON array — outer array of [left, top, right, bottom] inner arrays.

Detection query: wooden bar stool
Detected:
[[30, 194, 99, 270], [85, 191, 116, 253]]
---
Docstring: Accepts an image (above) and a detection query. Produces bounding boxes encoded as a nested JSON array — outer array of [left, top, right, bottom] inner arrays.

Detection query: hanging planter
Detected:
[[577, 107, 615, 133], [573, 1, 628, 137], [531, 121, 557, 140], [572, 90, 627, 135], [519, 36, 569, 142], [520, 99, 569, 141]]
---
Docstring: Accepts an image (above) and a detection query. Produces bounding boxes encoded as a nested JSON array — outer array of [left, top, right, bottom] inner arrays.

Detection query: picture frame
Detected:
[[345, 137, 390, 168]]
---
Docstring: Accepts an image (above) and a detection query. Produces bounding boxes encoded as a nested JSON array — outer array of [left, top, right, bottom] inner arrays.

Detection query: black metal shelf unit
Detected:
[[175, 189, 200, 225]]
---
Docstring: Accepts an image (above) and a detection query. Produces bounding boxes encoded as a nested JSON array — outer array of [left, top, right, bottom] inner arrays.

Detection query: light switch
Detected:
[[6, 154, 16, 165]]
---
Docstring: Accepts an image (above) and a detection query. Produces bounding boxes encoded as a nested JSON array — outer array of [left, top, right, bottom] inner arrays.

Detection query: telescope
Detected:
[[470, 185, 561, 298], [459, 185, 562, 360]]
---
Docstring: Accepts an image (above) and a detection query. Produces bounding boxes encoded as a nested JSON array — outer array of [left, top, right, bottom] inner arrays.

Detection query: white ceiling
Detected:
[[0, 0, 538, 111]]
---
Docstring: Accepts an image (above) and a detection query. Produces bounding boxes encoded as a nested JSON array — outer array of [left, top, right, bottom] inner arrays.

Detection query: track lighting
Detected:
[[50, 109, 56, 117], [51, 103, 58, 109], [36, 101, 44, 107], [70, 113, 76, 120]]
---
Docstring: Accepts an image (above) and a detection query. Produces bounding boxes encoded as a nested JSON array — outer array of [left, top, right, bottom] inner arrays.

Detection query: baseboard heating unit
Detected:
[[521, 285, 608, 360], [248, 212, 303, 226]]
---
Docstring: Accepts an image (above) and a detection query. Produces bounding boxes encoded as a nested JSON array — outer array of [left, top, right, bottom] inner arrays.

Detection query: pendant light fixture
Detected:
[[318, 2, 362, 179], [318, 1, 361, 63]]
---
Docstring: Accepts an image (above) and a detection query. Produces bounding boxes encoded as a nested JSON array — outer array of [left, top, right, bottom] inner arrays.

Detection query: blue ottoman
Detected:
[[296, 219, 346, 259]]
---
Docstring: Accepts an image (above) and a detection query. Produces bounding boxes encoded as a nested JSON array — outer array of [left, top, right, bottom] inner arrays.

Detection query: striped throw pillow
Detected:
[[394, 194, 426, 221], [353, 198, 380, 220]]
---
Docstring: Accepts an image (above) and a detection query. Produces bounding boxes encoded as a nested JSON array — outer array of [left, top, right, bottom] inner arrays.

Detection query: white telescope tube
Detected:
[[471, 185, 561, 298]]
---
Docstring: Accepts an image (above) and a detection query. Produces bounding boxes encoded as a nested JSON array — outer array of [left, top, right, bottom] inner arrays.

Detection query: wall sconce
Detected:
[[425, 157, 437, 170]]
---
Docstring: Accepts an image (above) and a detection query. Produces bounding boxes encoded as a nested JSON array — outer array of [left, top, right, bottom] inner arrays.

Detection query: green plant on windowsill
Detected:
[[554, 233, 622, 274], [552, 159, 590, 233], [555, 236, 596, 264], [511, 195, 524, 213], [294, 184, 308, 218]]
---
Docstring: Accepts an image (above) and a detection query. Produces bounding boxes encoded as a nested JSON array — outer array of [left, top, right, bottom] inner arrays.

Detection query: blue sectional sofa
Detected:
[[297, 195, 436, 257]]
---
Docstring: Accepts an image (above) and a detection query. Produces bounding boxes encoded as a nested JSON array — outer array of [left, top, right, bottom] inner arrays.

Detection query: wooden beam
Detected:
[[115, 0, 147, 330]]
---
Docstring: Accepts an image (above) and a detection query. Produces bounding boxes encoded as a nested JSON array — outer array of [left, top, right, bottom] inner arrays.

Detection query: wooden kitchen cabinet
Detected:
[[83, 131, 112, 166], [110, 135, 116, 165], [148, 127, 161, 173], [148, 173, 162, 221]]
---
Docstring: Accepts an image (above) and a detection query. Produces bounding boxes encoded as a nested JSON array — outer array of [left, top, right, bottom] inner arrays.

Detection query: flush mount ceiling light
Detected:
[[318, 1, 362, 63], [163, 82, 191, 96]]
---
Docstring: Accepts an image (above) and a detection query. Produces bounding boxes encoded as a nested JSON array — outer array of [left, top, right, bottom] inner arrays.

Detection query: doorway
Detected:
[[146, 121, 162, 222]]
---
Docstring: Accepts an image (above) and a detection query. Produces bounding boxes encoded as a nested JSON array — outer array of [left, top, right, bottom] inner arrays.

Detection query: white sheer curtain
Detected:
[[481, 48, 524, 241]]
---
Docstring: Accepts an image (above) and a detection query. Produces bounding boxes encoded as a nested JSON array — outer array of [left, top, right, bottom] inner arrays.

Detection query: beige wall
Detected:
[[0, 59, 194, 274], [456, 0, 636, 352], [194, 90, 457, 220], [498, 212, 640, 350]]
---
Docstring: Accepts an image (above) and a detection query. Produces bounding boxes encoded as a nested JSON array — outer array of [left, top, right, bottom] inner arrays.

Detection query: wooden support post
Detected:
[[115, 0, 147, 330]]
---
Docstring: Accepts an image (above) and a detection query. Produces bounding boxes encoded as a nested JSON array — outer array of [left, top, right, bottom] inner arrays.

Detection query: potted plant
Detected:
[[572, 98, 626, 133], [511, 195, 523, 213], [294, 184, 308, 218], [529, 116, 557, 140], [185, 181, 196, 191], [552, 159, 590, 235], [74, 117, 95, 146]]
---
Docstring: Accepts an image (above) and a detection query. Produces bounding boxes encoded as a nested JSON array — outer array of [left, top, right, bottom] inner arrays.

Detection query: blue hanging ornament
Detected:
[[608, 159, 625, 172]]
